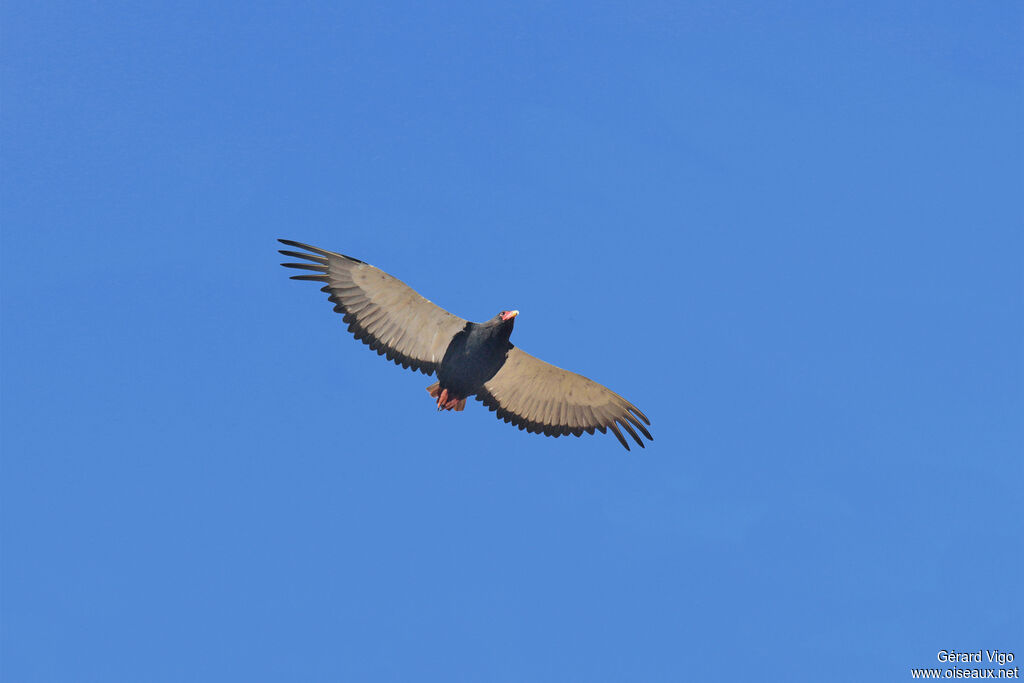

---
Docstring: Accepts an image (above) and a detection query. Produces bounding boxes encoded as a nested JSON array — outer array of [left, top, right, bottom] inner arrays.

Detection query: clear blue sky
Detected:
[[3, 2, 1021, 681]]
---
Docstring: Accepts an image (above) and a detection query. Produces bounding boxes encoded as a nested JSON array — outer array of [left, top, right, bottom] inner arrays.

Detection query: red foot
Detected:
[[434, 388, 466, 411]]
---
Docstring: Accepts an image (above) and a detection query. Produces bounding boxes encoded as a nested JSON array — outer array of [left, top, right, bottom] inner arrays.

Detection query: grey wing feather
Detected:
[[279, 239, 467, 375], [475, 347, 652, 451]]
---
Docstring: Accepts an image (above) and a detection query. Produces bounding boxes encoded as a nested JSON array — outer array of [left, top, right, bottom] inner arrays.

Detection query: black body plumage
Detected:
[[436, 315, 515, 399]]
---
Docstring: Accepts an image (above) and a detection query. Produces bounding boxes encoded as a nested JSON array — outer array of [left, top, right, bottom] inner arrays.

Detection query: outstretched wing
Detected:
[[475, 347, 652, 450], [279, 239, 467, 375]]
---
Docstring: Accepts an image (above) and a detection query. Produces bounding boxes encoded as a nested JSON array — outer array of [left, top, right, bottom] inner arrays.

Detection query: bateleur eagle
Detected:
[[279, 239, 652, 450]]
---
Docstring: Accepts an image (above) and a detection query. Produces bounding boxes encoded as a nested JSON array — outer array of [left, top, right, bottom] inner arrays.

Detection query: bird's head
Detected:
[[499, 310, 519, 322]]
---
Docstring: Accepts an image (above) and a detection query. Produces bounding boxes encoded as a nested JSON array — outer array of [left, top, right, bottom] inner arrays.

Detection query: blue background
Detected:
[[3, 2, 1021, 681]]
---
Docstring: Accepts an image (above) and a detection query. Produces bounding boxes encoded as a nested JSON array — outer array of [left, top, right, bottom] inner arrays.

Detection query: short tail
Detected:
[[426, 382, 465, 411]]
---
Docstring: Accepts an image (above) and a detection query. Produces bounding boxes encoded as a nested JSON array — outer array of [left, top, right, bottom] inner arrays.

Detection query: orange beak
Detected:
[[500, 310, 519, 321]]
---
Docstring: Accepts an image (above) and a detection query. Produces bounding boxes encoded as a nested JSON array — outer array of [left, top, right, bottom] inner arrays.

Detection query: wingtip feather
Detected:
[[281, 262, 328, 272], [619, 420, 645, 448], [608, 423, 631, 451], [623, 411, 653, 441], [279, 249, 328, 264], [628, 406, 651, 425]]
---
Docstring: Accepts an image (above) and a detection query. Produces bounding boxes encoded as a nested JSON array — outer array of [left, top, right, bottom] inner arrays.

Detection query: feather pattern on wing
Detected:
[[475, 347, 652, 450], [278, 239, 467, 375]]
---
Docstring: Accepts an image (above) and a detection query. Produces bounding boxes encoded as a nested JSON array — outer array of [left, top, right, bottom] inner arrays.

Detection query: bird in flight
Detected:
[[278, 239, 652, 450]]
